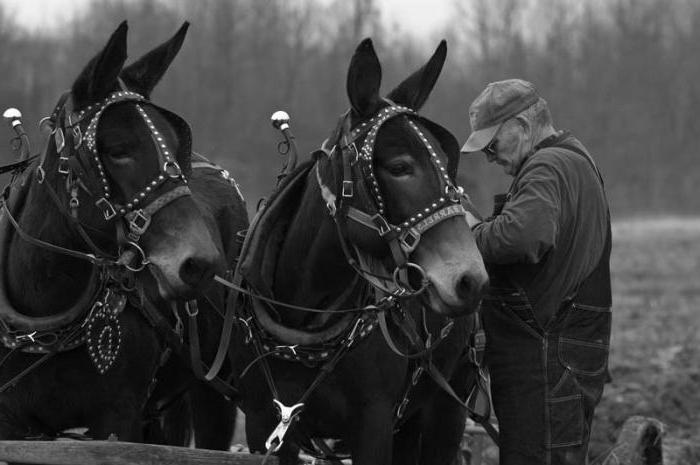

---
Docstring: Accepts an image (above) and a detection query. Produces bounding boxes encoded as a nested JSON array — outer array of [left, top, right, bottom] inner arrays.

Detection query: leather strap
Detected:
[[187, 294, 236, 383], [138, 296, 238, 400]]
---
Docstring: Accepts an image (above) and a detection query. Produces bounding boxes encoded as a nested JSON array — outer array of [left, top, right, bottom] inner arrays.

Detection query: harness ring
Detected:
[[119, 241, 149, 272], [392, 262, 429, 296]]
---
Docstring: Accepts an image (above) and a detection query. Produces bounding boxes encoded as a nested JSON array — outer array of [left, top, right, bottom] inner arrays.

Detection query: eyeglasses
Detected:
[[483, 138, 498, 157]]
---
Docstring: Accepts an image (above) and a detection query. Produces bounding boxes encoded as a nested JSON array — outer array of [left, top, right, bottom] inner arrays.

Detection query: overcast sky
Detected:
[[1, 0, 454, 39]]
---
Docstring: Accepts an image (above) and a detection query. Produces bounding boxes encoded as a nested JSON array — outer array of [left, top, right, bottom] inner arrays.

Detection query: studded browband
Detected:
[[316, 104, 467, 262], [40, 88, 191, 248]]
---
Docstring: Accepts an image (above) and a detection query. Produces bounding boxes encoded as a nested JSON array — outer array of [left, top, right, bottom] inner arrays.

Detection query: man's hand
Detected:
[[465, 210, 482, 228], [461, 193, 483, 229]]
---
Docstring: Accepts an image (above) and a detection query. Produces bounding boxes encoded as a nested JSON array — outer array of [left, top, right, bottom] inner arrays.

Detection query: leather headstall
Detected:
[[315, 103, 468, 294], [39, 88, 193, 271]]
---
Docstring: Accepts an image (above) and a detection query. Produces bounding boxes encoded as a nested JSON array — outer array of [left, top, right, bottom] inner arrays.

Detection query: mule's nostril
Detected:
[[456, 273, 487, 303], [179, 256, 216, 289], [456, 274, 474, 302]]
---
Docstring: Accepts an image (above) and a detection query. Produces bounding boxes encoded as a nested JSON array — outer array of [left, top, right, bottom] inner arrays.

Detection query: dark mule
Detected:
[[228, 39, 488, 465], [0, 22, 245, 448]]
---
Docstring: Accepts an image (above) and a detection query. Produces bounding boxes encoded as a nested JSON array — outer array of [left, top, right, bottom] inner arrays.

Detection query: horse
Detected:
[[0, 21, 246, 448], [226, 39, 488, 465]]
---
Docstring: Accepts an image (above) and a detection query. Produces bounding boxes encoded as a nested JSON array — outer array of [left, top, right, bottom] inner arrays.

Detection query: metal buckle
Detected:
[[472, 329, 486, 351], [128, 209, 151, 236], [95, 197, 117, 221], [57, 156, 70, 175], [371, 213, 392, 236], [398, 228, 420, 253], [341, 180, 354, 198]]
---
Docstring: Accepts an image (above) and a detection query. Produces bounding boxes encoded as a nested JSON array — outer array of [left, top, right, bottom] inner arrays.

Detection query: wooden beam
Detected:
[[0, 440, 277, 465]]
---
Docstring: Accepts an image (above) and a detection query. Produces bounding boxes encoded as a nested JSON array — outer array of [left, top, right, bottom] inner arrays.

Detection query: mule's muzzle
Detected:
[[178, 254, 219, 293]]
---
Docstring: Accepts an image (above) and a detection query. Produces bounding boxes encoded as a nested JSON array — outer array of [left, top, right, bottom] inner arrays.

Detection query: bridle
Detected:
[[33, 85, 193, 271], [315, 102, 468, 296]]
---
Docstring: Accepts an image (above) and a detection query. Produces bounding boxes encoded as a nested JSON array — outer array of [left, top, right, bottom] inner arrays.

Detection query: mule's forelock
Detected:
[[347, 38, 382, 119], [71, 21, 128, 110], [121, 22, 190, 99], [386, 40, 447, 111]]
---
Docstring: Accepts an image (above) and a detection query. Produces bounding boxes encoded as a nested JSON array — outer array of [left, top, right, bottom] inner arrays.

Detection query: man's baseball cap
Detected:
[[461, 79, 539, 153]]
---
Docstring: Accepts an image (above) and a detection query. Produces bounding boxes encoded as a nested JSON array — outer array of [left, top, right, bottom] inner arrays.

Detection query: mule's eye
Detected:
[[104, 144, 133, 159], [385, 160, 414, 176]]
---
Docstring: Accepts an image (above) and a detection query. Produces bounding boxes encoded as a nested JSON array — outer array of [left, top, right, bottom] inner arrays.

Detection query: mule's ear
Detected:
[[347, 38, 382, 118], [120, 22, 190, 98], [386, 40, 447, 111], [72, 21, 128, 109]]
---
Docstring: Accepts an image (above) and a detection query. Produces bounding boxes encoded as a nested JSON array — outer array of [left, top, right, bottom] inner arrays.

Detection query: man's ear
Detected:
[[515, 115, 532, 138]]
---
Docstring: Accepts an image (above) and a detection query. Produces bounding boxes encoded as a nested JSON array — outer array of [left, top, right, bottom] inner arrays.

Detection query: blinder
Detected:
[[415, 117, 461, 183], [38, 88, 193, 269]]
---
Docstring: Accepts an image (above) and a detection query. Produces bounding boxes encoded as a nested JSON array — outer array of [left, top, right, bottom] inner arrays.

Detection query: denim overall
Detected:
[[482, 142, 612, 465]]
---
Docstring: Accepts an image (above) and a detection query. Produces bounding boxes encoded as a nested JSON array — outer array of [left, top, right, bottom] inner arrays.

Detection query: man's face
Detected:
[[483, 119, 530, 176]]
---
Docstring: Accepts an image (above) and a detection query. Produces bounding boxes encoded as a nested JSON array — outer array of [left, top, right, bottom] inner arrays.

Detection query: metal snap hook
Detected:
[[392, 262, 429, 296]]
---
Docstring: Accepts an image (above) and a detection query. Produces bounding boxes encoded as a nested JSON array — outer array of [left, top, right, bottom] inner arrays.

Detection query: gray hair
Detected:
[[516, 97, 552, 129]]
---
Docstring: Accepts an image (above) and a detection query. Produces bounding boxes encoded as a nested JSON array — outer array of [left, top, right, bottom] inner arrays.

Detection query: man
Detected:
[[461, 79, 612, 464]]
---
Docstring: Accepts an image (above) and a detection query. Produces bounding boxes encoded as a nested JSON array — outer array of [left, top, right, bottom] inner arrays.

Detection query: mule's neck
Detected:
[[5, 173, 99, 316], [272, 167, 358, 327]]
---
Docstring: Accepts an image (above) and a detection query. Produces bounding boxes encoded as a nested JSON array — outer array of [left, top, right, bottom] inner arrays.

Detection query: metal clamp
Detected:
[[345, 317, 364, 346], [275, 344, 299, 357], [15, 331, 37, 344], [237, 317, 253, 344], [265, 399, 304, 452]]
